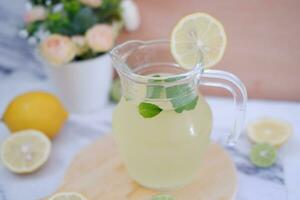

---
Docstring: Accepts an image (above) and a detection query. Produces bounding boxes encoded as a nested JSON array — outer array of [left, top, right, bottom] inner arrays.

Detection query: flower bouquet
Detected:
[[22, 0, 140, 113]]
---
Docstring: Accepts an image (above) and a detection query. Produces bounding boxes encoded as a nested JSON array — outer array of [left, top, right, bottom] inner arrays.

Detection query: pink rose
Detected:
[[40, 34, 76, 65], [80, 0, 102, 8], [71, 36, 89, 55], [24, 6, 48, 24], [85, 24, 114, 52]]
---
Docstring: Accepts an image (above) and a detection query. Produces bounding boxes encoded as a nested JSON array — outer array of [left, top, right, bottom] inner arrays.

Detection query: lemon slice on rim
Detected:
[[1, 129, 51, 174], [48, 192, 88, 200], [171, 13, 227, 69], [247, 118, 292, 147]]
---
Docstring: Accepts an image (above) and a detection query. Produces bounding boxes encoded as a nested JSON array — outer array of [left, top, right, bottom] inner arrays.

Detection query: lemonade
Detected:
[[113, 91, 212, 189], [110, 14, 247, 189]]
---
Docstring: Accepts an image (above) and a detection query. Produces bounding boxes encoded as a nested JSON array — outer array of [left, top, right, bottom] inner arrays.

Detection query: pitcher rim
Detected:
[[110, 39, 204, 84]]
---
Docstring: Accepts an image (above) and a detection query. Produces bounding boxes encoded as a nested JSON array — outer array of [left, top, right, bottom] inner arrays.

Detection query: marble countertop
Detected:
[[0, 1, 300, 200]]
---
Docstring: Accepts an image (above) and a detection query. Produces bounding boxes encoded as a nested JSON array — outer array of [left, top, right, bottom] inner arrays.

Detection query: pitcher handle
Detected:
[[199, 69, 247, 145]]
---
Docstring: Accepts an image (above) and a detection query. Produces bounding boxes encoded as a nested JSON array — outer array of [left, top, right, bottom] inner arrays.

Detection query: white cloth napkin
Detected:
[[0, 106, 114, 200], [0, 89, 299, 200]]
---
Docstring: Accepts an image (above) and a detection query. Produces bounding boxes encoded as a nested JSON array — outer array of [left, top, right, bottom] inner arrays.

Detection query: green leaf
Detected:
[[62, 0, 81, 17], [173, 96, 198, 113], [146, 86, 164, 99], [166, 84, 191, 107], [185, 96, 198, 111], [96, 0, 122, 23], [146, 75, 163, 99], [174, 106, 185, 113], [28, 0, 122, 37], [74, 50, 104, 61], [138, 102, 162, 118], [165, 76, 185, 82], [45, 12, 73, 35], [30, 0, 60, 5], [166, 84, 198, 113], [71, 7, 97, 34], [26, 21, 43, 36]]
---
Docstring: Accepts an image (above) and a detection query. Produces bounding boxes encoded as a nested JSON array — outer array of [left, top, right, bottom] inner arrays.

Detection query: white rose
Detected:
[[24, 6, 48, 24], [71, 36, 89, 55], [121, 0, 140, 31], [85, 24, 114, 52], [40, 34, 76, 66], [80, 0, 102, 8]]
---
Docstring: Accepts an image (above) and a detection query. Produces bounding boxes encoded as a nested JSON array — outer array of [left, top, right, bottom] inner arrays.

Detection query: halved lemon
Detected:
[[1, 129, 51, 174], [48, 192, 88, 200], [171, 13, 227, 69], [247, 118, 292, 147]]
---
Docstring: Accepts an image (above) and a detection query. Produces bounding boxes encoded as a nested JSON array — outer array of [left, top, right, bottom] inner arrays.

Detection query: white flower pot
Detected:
[[47, 54, 112, 113]]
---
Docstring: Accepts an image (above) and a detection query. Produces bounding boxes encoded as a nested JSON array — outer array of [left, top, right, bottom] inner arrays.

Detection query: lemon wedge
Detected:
[[1, 129, 51, 174], [171, 13, 227, 69], [247, 118, 292, 147], [48, 192, 88, 200]]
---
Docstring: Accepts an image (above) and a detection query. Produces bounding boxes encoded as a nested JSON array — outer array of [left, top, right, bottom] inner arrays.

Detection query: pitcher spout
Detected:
[[110, 40, 145, 73]]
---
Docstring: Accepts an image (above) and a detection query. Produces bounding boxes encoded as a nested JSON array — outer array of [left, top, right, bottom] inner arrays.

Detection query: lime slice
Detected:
[[152, 194, 176, 200], [1, 129, 51, 174], [250, 143, 277, 168], [171, 13, 227, 69], [110, 79, 122, 103], [247, 118, 292, 147], [48, 192, 88, 200]]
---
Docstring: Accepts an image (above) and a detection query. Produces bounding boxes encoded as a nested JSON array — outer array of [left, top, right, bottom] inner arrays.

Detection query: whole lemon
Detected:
[[3, 91, 68, 139]]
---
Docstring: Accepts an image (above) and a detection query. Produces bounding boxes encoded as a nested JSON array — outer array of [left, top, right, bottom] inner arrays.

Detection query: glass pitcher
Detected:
[[110, 40, 247, 190]]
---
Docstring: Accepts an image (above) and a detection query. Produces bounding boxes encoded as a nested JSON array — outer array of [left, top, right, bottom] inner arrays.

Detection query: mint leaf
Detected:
[[138, 102, 162, 118], [146, 86, 164, 98], [165, 76, 185, 82], [166, 84, 198, 113], [166, 84, 190, 99], [174, 106, 185, 113], [166, 84, 190, 106], [185, 96, 198, 111], [146, 75, 163, 99], [173, 96, 198, 113]]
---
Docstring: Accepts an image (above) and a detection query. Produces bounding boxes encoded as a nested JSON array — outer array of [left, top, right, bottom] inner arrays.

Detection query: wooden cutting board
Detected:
[[55, 135, 237, 200]]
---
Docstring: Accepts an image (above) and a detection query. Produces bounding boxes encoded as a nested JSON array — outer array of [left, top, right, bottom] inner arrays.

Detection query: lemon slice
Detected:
[[171, 13, 227, 69], [1, 129, 51, 174], [247, 118, 292, 147], [48, 192, 88, 200]]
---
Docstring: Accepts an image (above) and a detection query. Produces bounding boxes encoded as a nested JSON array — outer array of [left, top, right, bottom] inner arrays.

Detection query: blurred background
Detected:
[[1, 0, 300, 101], [118, 0, 300, 101], [0, 0, 299, 200]]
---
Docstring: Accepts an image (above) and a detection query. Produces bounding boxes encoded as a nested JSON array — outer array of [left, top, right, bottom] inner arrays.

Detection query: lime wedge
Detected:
[[250, 143, 277, 168], [152, 194, 176, 200]]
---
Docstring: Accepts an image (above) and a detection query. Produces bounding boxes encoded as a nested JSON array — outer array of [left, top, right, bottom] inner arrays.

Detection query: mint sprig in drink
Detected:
[[113, 71, 212, 189]]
